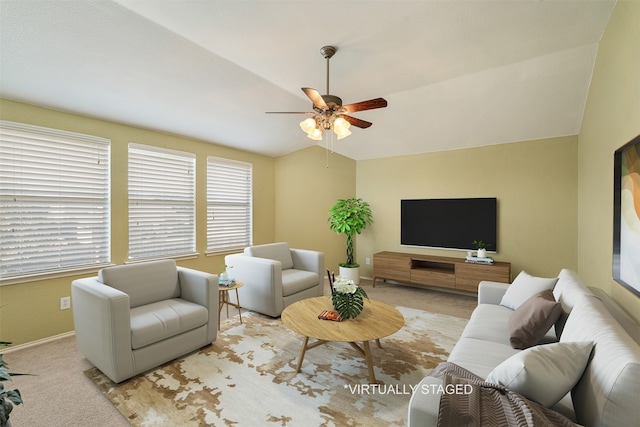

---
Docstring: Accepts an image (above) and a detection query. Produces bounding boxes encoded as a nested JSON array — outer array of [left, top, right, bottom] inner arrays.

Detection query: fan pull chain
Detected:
[[324, 129, 336, 168]]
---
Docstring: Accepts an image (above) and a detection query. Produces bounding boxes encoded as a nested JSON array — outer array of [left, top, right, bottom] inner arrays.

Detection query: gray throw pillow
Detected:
[[508, 289, 563, 349]]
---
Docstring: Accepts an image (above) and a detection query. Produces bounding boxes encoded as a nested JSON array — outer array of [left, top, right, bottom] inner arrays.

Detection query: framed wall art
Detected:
[[613, 133, 640, 297]]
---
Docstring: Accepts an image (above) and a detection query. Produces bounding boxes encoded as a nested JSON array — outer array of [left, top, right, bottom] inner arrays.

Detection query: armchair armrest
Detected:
[[177, 267, 219, 342], [225, 253, 284, 317], [71, 277, 134, 383], [291, 248, 325, 279], [477, 281, 510, 305]]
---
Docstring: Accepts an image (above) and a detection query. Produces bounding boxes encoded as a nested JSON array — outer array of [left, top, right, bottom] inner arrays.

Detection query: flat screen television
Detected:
[[401, 197, 497, 252]]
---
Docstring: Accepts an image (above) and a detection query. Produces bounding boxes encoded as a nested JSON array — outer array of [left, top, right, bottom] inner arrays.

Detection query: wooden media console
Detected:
[[372, 251, 511, 293]]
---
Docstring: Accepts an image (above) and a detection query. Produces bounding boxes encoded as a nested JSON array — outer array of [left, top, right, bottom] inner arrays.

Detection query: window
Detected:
[[207, 157, 252, 253], [0, 120, 110, 281], [128, 143, 196, 260]]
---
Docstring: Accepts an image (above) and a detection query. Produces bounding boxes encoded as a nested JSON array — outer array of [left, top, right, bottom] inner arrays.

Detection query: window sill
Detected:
[[125, 253, 200, 264], [0, 263, 115, 286]]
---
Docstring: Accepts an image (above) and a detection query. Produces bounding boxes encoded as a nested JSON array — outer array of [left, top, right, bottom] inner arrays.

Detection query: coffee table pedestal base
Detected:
[[294, 336, 383, 383]]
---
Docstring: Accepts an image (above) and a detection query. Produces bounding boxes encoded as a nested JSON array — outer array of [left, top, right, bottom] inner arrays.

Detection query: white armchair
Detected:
[[71, 259, 218, 383], [225, 242, 324, 317]]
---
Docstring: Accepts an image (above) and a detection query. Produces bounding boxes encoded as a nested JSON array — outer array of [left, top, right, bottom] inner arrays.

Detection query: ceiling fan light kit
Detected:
[[267, 45, 387, 143]]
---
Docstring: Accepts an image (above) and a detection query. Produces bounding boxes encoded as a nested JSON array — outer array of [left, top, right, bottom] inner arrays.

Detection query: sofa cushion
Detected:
[[553, 269, 595, 339], [560, 295, 640, 427], [281, 269, 320, 297], [500, 271, 558, 310], [460, 304, 513, 346], [99, 260, 180, 308], [245, 242, 294, 270], [130, 298, 208, 350], [508, 289, 563, 349], [447, 337, 519, 379], [486, 341, 594, 408]]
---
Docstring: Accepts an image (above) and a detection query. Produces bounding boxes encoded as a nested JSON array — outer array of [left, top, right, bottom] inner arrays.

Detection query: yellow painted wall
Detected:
[[356, 136, 579, 280], [0, 98, 276, 345], [274, 146, 356, 272], [577, 0, 640, 322]]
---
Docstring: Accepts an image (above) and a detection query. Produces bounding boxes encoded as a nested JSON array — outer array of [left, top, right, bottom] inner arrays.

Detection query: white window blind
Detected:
[[207, 157, 252, 253], [0, 120, 111, 280], [128, 143, 196, 260]]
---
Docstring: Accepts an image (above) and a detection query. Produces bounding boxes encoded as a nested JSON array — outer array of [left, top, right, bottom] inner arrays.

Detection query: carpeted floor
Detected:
[[85, 306, 467, 426], [5, 279, 476, 426]]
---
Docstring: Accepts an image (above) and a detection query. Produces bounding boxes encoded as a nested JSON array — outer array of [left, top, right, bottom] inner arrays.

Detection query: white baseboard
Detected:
[[2, 331, 76, 353]]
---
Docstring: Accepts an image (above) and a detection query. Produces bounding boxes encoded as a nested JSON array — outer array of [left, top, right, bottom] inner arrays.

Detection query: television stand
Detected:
[[372, 251, 510, 293]]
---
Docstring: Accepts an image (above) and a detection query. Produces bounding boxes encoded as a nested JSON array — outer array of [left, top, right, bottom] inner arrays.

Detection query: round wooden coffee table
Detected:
[[281, 296, 404, 383]]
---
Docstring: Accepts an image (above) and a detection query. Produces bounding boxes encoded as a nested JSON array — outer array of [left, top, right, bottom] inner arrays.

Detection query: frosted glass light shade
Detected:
[[333, 116, 351, 139], [336, 128, 352, 140], [300, 118, 317, 134], [307, 127, 323, 140]]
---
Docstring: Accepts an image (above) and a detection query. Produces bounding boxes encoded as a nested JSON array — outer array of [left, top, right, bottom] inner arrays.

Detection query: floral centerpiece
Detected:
[[331, 276, 369, 319]]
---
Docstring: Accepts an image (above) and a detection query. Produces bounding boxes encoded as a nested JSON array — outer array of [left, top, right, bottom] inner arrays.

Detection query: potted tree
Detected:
[[1, 344, 25, 427], [328, 198, 373, 284]]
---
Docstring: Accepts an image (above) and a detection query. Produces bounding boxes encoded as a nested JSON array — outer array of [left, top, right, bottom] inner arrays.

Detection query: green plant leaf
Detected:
[[331, 287, 369, 319], [2, 388, 21, 406]]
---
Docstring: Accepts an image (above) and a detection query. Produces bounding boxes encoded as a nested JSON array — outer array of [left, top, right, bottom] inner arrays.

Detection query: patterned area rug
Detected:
[[85, 306, 467, 426]]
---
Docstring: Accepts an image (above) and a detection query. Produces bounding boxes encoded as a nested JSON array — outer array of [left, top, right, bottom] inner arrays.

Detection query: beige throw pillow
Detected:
[[508, 289, 563, 349], [486, 341, 594, 408]]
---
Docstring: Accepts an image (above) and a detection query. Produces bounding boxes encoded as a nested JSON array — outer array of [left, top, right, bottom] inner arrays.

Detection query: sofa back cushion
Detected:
[[560, 295, 640, 427], [553, 269, 595, 312], [553, 269, 596, 338], [245, 242, 294, 270], [99, 260, 180, 308]]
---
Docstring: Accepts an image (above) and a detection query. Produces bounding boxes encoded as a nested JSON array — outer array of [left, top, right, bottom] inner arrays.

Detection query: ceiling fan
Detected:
[[266, 46, 388, 140]]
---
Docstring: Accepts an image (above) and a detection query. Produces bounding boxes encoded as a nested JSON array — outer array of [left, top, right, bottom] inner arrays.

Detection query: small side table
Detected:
[[218, 281, 244, 330]]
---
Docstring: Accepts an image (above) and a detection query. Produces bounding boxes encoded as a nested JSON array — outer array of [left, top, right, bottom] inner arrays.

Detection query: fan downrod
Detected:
[[320, 46, 337, 98]]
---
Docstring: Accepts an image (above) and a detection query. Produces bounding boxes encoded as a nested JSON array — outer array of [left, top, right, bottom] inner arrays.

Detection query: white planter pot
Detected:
[[220, 271, 228, 280], [477, 248, 487, 258], [339, 266, 360, 284]]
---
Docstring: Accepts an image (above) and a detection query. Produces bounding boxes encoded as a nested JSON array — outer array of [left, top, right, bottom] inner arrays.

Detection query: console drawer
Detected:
[[410, 268, 456, 288]]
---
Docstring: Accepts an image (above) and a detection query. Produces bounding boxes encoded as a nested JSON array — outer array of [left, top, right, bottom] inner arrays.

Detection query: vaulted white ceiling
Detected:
[[0, 0, 615, 160]]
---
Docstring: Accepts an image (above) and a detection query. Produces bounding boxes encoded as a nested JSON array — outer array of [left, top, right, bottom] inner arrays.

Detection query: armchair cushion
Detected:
[[282, 269, 321, 297], [130, 298, 209, 350], [245, 242, 294, 270], [98, 259, 180, 308]]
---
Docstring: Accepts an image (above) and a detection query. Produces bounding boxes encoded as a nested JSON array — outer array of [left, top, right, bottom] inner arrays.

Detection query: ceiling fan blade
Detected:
[[302, 87, 328, 110], [343, 115, 372, 129], [342, 97, 388, 113], [265, 111, 313, 114]]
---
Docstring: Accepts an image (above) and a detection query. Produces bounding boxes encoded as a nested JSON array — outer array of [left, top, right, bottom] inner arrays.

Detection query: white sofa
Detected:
[[225, 242, 324, 317], [71, 260, 218, 383], [408, 269, 640, 427]]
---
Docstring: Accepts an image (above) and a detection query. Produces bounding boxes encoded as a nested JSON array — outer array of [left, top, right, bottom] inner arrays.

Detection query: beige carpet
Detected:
[[86, 306, 467, 426]]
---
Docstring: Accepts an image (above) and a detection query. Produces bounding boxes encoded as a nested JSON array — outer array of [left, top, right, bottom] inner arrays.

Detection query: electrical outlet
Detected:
[[60, 296, 71, 310], [365, 257, 371, 265]]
